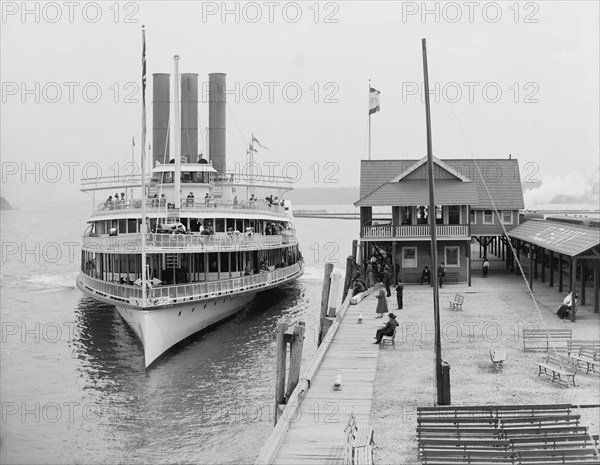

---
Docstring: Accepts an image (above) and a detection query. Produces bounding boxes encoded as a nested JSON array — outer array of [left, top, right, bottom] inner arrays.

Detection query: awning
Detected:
[[507, 219, 600, 257]]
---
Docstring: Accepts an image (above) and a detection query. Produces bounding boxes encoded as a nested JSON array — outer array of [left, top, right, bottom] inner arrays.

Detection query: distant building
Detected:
[[355, 157, 525, 284]]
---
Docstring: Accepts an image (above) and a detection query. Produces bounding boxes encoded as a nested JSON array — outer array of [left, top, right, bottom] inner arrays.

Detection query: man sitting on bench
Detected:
[[374, 313, 398, 344], [557, 292, 577, 319]]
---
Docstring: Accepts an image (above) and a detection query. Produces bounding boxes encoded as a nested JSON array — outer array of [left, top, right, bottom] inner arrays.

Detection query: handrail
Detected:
[[94, 198, 287, 215], [82, 232, 297, 252], [79, 263, 303, 308], [362, 224, 470, 237]]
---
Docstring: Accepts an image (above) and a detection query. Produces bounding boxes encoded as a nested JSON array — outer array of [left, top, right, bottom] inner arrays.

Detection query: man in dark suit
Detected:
[[374, 313, 399, 344]]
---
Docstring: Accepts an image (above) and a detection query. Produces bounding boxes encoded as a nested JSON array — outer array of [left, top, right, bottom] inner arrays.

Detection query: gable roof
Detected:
[[356, 180, 478, 206], [390, 156, 471, 183], [357, 158, 524, 209], [507, 219, 600, 257]]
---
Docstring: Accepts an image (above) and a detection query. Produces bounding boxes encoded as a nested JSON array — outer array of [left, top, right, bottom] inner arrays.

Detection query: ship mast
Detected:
[[173, 55, 182, 209], [140, 26, 148, 307]]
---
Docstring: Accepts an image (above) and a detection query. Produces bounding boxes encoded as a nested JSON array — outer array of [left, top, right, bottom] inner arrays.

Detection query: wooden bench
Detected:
[[489, 349, 506, 371], [380, 327, 398, 349], [522, 328, 572, 351], [537, 353, 577, 387], [567, 340, 600, 357], [569, 347, 600, 374], [448, 293, 464, 311], [344, 412, 374, 465]]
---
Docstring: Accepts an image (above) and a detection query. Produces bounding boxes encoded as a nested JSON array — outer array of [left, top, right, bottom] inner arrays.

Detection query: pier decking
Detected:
[[257, 290, 386, 464]]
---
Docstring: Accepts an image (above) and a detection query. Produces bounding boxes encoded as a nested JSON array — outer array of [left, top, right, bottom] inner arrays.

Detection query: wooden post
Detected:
[[549, 251, 554, 288], [467, 240, 471, 287], [594, 261, 599, 313], [559, 254, 564, 292], [392, 241, 397, 284], [319, 263, 335, 346], [529, 246, 534, 290], [351, 239, 358, 259], [515, 240, 520, 275], [541, 247, 546, 283], [533, 246, 538, 280], [286, 322, 305, 400], [581, 261, 587, 306], [570, 258, 577, 323], [569, 258, 574, 292], [342, 255, 354, 302], [275, 319, 289, 424]]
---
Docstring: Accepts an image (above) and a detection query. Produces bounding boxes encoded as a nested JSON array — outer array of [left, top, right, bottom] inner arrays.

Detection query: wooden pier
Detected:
[[294, 210, 389, 221], [255, 286, 384, 464]]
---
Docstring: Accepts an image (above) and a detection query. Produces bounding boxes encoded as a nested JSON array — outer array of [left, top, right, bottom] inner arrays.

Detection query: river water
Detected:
[[0, 205, 358, 464]]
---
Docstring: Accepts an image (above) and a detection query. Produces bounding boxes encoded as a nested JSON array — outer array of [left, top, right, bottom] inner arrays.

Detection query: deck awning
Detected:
[[507, 219, 600, 257]]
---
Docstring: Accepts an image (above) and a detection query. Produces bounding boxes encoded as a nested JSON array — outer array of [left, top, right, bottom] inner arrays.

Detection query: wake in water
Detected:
[[20, 271, 79, 291]]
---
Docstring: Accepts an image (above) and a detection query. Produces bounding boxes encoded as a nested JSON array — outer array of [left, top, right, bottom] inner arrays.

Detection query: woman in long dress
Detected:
[[375, 283, 388, 318], [366, 263, 376, 288]]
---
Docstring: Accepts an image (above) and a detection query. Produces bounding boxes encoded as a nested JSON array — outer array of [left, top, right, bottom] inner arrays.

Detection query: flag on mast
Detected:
[[369, 87, 380, 115], [252, 134, 269, 150], [142, 28, 147, 105]]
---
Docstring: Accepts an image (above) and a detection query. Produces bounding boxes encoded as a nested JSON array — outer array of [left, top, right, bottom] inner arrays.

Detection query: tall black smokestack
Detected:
[[208, 73, 226, 180], [152, 73, 170, 167], [181, 73, 198, 163]]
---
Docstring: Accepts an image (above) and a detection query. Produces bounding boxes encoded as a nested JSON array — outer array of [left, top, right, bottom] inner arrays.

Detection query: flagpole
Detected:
[[368, 80, 371, 160], [131, 136, 135, 200], [140, 26, 148, 308]]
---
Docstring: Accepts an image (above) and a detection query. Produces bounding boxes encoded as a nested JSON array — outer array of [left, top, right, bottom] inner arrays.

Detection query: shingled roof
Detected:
[[356, 180, 478, 206], [356, 158, 524, 209]]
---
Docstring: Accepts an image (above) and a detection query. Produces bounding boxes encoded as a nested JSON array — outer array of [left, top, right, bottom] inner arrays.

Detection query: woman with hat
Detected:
[[374, 313, 398, 344], [375, 282, 388, 318]]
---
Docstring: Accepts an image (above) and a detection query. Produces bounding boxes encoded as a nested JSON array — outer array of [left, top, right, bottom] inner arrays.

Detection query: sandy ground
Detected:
[[369, 272, 600, 465]]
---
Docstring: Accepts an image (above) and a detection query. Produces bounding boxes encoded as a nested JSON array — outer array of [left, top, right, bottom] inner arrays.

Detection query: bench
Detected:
[[344, 412, 374, 465], [537, 353, 577, 387], [381, 327, 398, 349], [489, 349, 506, 371], [569, 347, 600, 374], [567, 340, 600, 357], [448, 293, 464, 311], [522, 328, 572, 351]]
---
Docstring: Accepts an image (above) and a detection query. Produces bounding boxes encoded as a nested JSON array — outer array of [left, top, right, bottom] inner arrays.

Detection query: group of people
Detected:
[[104, 192, 127, 210], [265, 195, 284, 207], [419, 263, 446, 287]]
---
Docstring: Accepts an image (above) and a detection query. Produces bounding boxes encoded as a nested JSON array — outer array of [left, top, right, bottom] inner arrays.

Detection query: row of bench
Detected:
[[417, 404, 599, 465]]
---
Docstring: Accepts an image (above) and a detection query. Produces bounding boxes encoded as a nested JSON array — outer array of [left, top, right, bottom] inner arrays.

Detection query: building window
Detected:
[[435, 205, 443, 225], [483, 210, 494, 224], [401, 206, 413, 225], [470, 209, 476, 224], [448, 206, 461, 225], [445, 246, 460, 267], [402, 247, 417, 268], [502, 210, 513, 224]]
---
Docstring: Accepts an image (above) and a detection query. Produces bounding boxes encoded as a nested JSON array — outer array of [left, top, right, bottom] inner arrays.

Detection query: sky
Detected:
[[1, 1, 599, 208]]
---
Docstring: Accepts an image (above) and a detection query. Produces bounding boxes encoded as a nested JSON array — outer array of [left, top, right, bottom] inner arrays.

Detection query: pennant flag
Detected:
[[369, 87, 380, 115], [142, 27, 147, 105], [252, 134, 269, 150]]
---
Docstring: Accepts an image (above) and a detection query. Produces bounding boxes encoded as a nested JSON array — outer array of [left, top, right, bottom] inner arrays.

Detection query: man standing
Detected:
[[437, 262, 445, 288], [395, 281, 404, 310], [482, 258, 489, 278], [384, 265, 392, 297]]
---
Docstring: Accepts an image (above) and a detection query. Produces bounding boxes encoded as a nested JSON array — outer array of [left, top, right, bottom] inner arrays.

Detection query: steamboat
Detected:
[[76, 51, 303, 367]]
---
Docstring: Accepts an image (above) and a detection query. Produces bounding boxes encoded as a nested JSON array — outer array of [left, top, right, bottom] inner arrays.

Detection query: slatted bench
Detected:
[[567, 339, 600, 356], [417, 404, 574, 418], [489, 349, 506, 371], [569, 347, 600, 374], [537, 353, 577, 387], [380, 327, 398, 349], [523, 328, 572, 351], [448, 293, 464, 311], [344, 412, 374, 465]]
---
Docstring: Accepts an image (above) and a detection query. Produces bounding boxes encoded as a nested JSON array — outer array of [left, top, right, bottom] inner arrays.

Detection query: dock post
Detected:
[[327, 270, 342, 317], [342, 255, 354, 302], [286, 322, 305, 400], [275, 319, 289, 424], [351, 239, 358, 259], [571, 258, 577, 322], [319, 263, 335, 346]]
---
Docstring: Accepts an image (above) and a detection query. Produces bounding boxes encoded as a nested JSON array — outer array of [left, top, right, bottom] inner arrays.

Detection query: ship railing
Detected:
[[148, 263, 302, 304], [95, 198, 287, 215], [362, 224, 470, 238], [79, 263, 302, 306], [82, 232, 297, 252]]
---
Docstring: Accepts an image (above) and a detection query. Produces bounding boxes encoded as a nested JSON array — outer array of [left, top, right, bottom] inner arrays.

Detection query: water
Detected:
[[0, 205, 358, 464]]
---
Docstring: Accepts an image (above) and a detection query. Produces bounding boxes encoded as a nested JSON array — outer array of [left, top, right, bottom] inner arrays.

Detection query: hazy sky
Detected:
[[1, 1, 599, 208]]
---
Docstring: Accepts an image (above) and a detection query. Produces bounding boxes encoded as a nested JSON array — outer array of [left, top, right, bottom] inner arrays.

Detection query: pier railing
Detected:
[[82, 232, 297, 252], [362, 224, 469, 238], [79, 263, 302, 307]]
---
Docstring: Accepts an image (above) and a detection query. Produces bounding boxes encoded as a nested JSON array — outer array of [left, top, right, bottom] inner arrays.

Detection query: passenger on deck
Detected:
[[244, 262, 254, 275], [233, 196, 238, 207], [204, 193, 210, 206], [151, 194, 159, 207], [105, 196, 114, 210], [186, 192, 195, 206]]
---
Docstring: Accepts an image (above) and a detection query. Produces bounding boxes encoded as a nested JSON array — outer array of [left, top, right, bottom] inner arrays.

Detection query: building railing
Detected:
[[78, 263, 303, 307], [95, 199, 287, 215], [82, 232, 297, 252], [362, 224, 470, 238]]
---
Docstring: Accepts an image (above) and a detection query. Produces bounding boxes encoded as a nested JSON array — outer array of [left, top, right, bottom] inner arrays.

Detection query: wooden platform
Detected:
[[270, 292, 385, 465]]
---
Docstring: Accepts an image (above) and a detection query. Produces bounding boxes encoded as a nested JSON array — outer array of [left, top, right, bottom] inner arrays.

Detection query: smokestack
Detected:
[[152, 73, 170, 167], [208, 73, 226, 180], [181, 73, 198, 163]]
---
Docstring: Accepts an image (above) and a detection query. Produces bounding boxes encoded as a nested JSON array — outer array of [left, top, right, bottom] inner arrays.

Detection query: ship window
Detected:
[[127, 219, 137, 233], [182, 172, 192, 183], [226, 218, 235, 231], [208, 253, 218, 272], [215, 218, 225, 233], [162, 172, 174, 183], [119, 219, 127, 233], [221, 253, 230, 272]]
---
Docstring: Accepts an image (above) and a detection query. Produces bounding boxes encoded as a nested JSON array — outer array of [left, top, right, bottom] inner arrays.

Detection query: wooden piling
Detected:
[[319, 263, 335, 346], [275, 319, 289, 423], [342, 255, 354, 302], [351, 239, 358, 259], [285, 322, 305, 400]]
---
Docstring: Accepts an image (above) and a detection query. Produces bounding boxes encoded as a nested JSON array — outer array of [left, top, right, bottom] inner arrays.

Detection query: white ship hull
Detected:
[[115, 292, 256, 367]]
